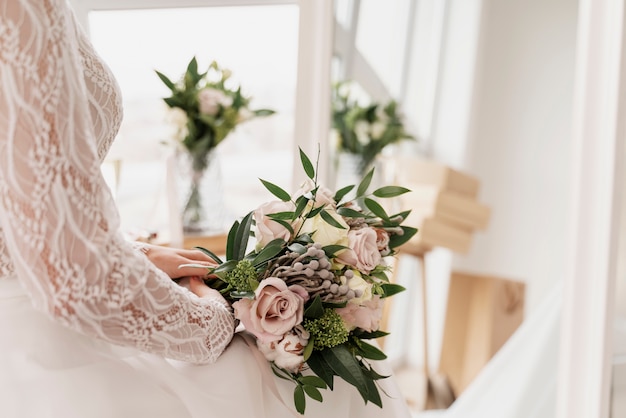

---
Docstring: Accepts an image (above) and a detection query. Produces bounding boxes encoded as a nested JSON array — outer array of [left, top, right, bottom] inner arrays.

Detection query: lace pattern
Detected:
[[0, 0, 234, 364]]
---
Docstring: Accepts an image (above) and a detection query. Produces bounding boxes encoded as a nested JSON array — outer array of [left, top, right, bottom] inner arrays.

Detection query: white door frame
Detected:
[[557, 0, 626, 416]]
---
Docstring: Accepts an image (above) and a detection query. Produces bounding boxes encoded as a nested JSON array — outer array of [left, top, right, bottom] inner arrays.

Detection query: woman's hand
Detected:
[[139, 244, 217, 279]]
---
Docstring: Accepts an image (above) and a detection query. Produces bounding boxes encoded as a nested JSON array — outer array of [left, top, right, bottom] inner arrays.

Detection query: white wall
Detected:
[[451, 0, 579, 313]]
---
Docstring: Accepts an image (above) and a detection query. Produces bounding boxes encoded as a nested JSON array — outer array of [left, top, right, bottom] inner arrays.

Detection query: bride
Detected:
[[0, 0, 410, 417]]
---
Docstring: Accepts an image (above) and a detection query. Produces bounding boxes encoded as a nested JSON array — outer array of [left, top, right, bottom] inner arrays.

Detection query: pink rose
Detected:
[[336, 295, 384, 332], [253, 200, 302, 247], [375, 228, 391, 256], [257, 326, 310, 373], [198, 88, 233, 115], [336, 227, 381, 273], [233, 277, 309, 343], [292, 179, 335, 208]]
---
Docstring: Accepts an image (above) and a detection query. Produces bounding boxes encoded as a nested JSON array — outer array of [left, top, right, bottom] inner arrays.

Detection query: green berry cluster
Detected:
[[303, 308, 349, 350], [225, 260, 257, 292]]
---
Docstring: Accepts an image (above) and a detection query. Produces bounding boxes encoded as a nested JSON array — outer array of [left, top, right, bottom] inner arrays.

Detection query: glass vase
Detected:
[[176, 149, 227, 235]]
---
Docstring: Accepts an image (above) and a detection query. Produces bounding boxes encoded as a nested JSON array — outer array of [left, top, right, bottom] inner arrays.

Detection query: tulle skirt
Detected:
[[0, 278, 411, 418]]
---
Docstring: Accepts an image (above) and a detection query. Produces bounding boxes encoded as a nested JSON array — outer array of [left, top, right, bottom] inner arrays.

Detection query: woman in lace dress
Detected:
[[0, 1, 410, 417]]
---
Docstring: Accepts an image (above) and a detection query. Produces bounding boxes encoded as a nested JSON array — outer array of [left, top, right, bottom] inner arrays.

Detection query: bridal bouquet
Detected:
[[190, 149, 416, 414]]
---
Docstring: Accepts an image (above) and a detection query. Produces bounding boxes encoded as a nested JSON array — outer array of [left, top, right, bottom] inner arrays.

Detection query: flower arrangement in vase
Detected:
[[331, 82, 414, 178], [156, 57, 275, 233]]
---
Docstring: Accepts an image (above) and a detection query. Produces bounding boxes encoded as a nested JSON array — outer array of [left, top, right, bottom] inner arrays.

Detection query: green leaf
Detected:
[[355, 330, 390, 340], [254, 109, 276, 117], [321, 244, 349, 258], [213, 259, 238, 275], [380, 283, 406, 298], [294, 385, 306, 415], [267, 211, 296, 220], [372, 186, 411, 198], [363, 198, 390, 221], [391, 209, 412, 221], [303, 385, 323, 403], [370, 270, 389, 282], [321, 300, 347, 309], [259, 179, 291, 201], [356, 340, 387, 361], [304, 295, 324, 318], [287, 242, 307, 254], [226, 220, 240, 260], [234, 212, 253, 261], [269, 218, 294, 235], [320, 209, 347, 229], [356, 168, 375, 197], [299, 375, 327, 389], [155, 70, 175, 90], [299, 147, 315, 179], [363, 377, 383, 408], [229, 290, 255, 299], [193, 246, 223, 264], [337, 207, 368, 218], [293, 195, 310, 219], [321, 345, 368, 395], [306, 205, 325, 218], [303, 336, 315, 361], [251, 240, 285, 267], [334, 185, 355, 203], [306, 353, 335, 390], [388, 226, 418, 249]]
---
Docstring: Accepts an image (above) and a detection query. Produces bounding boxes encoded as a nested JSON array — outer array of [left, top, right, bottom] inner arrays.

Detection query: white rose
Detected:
[[300, 209, 349, 247], [354, 120, 371, 145], [237, 107, 254, 123], [369, 121, 386, 140], [341, 271, 373, 304]]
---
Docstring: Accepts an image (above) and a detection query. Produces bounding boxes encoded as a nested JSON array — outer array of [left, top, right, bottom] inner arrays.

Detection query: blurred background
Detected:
[[69, 0, 625, 417]]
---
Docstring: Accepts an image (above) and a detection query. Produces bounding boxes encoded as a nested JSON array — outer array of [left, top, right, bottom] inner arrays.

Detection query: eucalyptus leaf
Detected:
[[287, 242, 307, 254], [294, 385, 305, 415], [372, 186, 411, 198], [299, 376, 327, 389], [321, 244, 349, 258], [259, 179, 291, 201], [363, 198, 390, 221], [337, 207, 370, 218], [306, 205, 325, 218], [388, 226, 418, 249], [294, 195, 310, 219], [303, 385, 323, 403], [356, 168, 375, 197], [320, 209, 347, 229], [299, 148, 315, 179], [333, 185, 355, 203], [267, 211, 296, 220], [251, 241, 285, 267]]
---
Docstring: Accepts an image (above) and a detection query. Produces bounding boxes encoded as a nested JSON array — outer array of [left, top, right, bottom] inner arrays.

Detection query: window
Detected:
[[80, 3, 300, 240]]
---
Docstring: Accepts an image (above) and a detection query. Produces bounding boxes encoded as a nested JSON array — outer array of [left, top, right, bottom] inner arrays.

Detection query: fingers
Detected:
[[176, 263, 212, 279], [177, 248, 215, 262]]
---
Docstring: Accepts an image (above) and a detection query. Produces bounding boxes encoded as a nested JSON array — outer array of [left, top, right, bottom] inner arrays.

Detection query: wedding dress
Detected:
[[0, 1, 410, 417]]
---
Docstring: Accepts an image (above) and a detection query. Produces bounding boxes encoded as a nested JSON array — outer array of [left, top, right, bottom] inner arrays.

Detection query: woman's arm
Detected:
[[0, 0, 234, 364]]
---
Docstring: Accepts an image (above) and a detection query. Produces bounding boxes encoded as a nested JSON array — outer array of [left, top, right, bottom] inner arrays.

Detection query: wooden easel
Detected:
[[381, 247, 455, 411]]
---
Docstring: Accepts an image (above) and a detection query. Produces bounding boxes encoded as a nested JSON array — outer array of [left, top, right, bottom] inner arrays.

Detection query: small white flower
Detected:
[[369, 121, 386, 140], [354, 120, 371, 145]]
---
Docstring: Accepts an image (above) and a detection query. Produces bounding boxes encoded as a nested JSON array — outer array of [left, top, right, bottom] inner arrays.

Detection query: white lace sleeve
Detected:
[[0, 0, 235, 364]]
